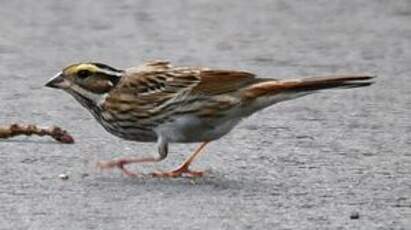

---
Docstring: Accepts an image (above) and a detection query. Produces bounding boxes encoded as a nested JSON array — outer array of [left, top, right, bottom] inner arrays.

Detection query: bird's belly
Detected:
[[155, 115, 241, 143]]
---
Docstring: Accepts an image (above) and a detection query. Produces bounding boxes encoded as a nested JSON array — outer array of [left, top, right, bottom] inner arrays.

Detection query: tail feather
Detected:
[[243, 75, 375, 99]]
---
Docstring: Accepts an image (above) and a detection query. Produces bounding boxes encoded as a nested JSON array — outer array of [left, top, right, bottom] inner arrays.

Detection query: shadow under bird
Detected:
[[45, 60, 375, 177]]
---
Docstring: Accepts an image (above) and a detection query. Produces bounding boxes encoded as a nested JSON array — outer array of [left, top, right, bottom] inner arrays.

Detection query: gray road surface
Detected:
[[0, 0, 410, 229]]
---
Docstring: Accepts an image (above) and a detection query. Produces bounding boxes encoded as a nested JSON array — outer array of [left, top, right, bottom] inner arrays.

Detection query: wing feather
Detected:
[[106, 61, 265, 121], [193, 69, 257, 95], [121, 61, 259, 97]]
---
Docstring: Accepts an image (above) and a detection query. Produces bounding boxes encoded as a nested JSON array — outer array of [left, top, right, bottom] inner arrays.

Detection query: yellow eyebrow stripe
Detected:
[[65, 64, 99, 75]]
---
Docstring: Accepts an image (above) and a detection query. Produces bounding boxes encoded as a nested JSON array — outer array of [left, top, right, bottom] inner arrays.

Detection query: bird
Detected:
[[45, 60, 375, 177]]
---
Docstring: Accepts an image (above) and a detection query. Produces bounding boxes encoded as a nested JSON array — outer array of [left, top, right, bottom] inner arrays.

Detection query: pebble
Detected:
[[350, 211, 360, 219], [81, 173, 89, 178], [58, 173, 69, 180]]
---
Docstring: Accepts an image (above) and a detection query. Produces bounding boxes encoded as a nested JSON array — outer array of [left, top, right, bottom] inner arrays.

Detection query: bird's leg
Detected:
[[97, 156, 162, 177], [152, 141, 210, 177], [97, 138, 168, 177]]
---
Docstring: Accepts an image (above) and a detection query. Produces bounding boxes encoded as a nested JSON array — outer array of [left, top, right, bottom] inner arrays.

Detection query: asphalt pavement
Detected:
[[0, 0, 410, 229]]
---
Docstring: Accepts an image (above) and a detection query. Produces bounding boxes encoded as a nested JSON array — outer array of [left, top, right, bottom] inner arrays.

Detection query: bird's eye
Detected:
[[77, 69, 91, 79]]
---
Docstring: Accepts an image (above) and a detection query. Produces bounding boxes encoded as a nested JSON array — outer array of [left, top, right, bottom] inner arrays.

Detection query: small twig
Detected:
[[0, 124, 74, 144]]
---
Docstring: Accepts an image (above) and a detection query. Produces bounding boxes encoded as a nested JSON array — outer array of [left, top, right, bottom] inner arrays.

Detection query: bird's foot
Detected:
[[96, 158, 138, 177], [151, 166, 204, 178]]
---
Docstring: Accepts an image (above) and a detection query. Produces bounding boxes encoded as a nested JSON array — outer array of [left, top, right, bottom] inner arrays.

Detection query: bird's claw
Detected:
[[151, 167, 204, 178]]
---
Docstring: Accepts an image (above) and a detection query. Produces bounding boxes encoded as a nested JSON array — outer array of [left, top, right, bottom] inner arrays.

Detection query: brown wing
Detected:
[[121, 61, 260, 97], [107, 61, 262, 119], [122, 62, 199, 97], [192, 69, 259, 95]]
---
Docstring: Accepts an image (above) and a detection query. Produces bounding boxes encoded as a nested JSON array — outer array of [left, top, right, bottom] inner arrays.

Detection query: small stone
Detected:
[[81, 173, 89, 178], [350, 211, 360, 219], [59, 174, 69, 180]]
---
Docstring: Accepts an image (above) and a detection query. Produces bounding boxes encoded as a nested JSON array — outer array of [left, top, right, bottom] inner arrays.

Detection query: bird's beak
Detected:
[[45, 72, 69, 89]]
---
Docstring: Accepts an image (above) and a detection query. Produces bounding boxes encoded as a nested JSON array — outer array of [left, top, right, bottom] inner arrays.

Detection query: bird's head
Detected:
[[45, 62, 123, 104]]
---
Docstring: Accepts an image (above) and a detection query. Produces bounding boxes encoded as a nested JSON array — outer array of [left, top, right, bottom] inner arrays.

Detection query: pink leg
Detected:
[[97, 156, 160, 177], [152, 141, 210, 178]]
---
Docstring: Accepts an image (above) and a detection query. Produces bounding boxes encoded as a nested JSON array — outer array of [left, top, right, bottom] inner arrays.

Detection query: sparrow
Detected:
[[45, 60, 374, 177]]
